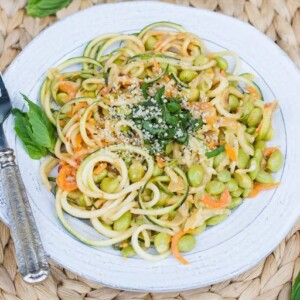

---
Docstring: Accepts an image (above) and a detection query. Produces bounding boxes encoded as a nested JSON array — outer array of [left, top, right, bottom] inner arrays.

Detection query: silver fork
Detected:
[[0, 74, 49, 283]]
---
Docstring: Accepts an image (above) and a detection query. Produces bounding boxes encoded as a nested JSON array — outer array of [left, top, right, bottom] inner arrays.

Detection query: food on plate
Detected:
[[14, 22, 283, 264]]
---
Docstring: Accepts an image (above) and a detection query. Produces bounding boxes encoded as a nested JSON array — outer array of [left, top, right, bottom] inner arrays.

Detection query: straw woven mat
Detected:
[[0, 0, 300, 299]]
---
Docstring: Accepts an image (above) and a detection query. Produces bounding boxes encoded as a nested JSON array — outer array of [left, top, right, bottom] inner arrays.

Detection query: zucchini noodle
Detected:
[[37, 22, 282, 264]]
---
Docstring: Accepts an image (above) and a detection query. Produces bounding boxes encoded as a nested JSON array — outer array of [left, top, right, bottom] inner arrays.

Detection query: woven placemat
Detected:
[[0, 0, 299, 299]]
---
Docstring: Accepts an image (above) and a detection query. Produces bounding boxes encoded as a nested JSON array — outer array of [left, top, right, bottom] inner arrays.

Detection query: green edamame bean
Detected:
[[120, 125, 130, 132], [145, 36, 157, 50], [213, 151, 227, 169], [256, 170, 274, 184], [254, 149, 263, 162], [255, 141, 266, 151], [93, 169, 108, 183], [243, 188, 252, 197], [186, 88, 200, 101], [249, 158, 260, 180], [84, 91, 96, 98], [114, 58, 123, 66], [195, 222, 206, 234], [267, 150, 283, 172], [246, 127, 256, 134], [76, 194, 86, 207], [215, 56, 228, 70], [153, 164, 163, 177], [234, 173, 253, 189], [121, 245, 136, 258], [227, 197, 242, 209], [225, 178, 239, 192], [194, 55, 209, 66], [217, 169, 231, 182], [179, 70, 198, 83], [100, 177, 120, 193], [154, 232, 171, 254], [113, 211, 132, 231], [264, 127, 275, 141], [205, 180, 225, 195], [168, 210, 176, 219], [187, 165, 204, 187], [167, 65, 178, 76], [237, 148, 250, 169], [178, 234, 196, 252], [231, 187, 243, 197], [129, 162, 145, 183], [165, 143, 174, 155], [247, 107, 263, 127], [228, 94, 239, 112], [124, 157, 132, 168], [206, 214, 228, 226], [241, 101, 254, 120], [56, 92, 68, 105]]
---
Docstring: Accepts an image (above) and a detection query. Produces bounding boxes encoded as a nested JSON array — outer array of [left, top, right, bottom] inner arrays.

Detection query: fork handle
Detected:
[[0, 148, 49, 283]]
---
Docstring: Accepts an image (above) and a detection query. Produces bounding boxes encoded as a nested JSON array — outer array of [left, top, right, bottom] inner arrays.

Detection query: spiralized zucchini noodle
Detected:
[[40, 22, 283, 264]]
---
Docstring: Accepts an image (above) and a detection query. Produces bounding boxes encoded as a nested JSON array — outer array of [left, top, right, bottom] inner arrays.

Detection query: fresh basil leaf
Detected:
[[22, 94, 55, 150], [292, 271, 300, 300], [12, 109, 48, 159], [141, 83, 149, 99], [27, 0, 73, 17]]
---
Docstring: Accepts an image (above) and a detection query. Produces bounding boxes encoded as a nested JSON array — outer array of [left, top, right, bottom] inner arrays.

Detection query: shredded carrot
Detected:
[[153, 58, 161, 72], [205, 107, 218, 125], [93, 162, 107, 175], [74, 134, 83, 147], [166, 87, 173, 98], [59, 120, 66, 127], [188, 101, 212, 110], [156, 155, 166, 168], [248, 182, 281, 198], [209, 53, 215, 59], [263, 147, 279, 157], [72, 102, 88, 115], [171, 229, 197, 265], [245, 86, 258, 99], [220, 70, 226, 76], [225, 143, 237, 161], [164, 75, 170, 82], [201, 189, 231, 209], [56, 165, 78, 191]]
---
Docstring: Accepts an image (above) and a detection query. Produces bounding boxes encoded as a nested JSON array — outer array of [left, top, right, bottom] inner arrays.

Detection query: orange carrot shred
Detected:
[[263, 147, 279, 157], [93, 162, 107, 175], [248, 182, 280, 198], [56, 165, 78, 191], [245, 86, 258, 99], [156, 156, 166, 168], [201, 189, 231, 209], [225, 143, 237, 161], [171, 229, 197, 265]]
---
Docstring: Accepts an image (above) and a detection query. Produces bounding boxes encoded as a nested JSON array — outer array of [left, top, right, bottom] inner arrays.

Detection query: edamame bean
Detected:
[[206, 214, 228, 226], [227, 197, 242, 209], [254, 141, 266, 151], [195, 222, 206, 234], [154, 232, 171, 254], [267, 150, 283, 172], [93, 169, 108, 183], [264, 127, 275, 141], [114, 58, 123, 66], [153, 164, 163, 177], [217, 169, 231, 182], [234, 173, 253, 189], [194, 55, 209, 66], [84, 91, 96, 98], [129, 162, 145, 183], [178, 234, 196, 252], [215, 56, 228, 70], [165, 143, 174, 155], [100, 177, 120, 193], [246, 127, 256, 134], [226, 178, 239, 192], [249, 158, 259, 180], [120, 125, 130, 132], [213, 151, 227, 169], [256, 170, 274, 184], [187, 165, 204, 187], [240, 101, 254, 120], [186, 88, 200, 101], [167, 65, 178, 76], [228, 94, 239, 112], [242, 188, 252, 197], [56, 92, 68, 105], [76, 194, 86, 207], [121, 245, 136, 258], [145, 36, 157, 50], [179, 70, 198, 83], [247, 107, 263, 127], [113, 211, 132, 231], [237, 148, 250, 169], [254, 149, 263, 162], [205, 180, 225, 195], [231, 187, 243, 197], [168, 210, 176, 219]]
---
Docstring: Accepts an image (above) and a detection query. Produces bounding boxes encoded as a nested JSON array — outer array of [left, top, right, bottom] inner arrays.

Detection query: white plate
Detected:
[[1, 1, 300, 292]]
